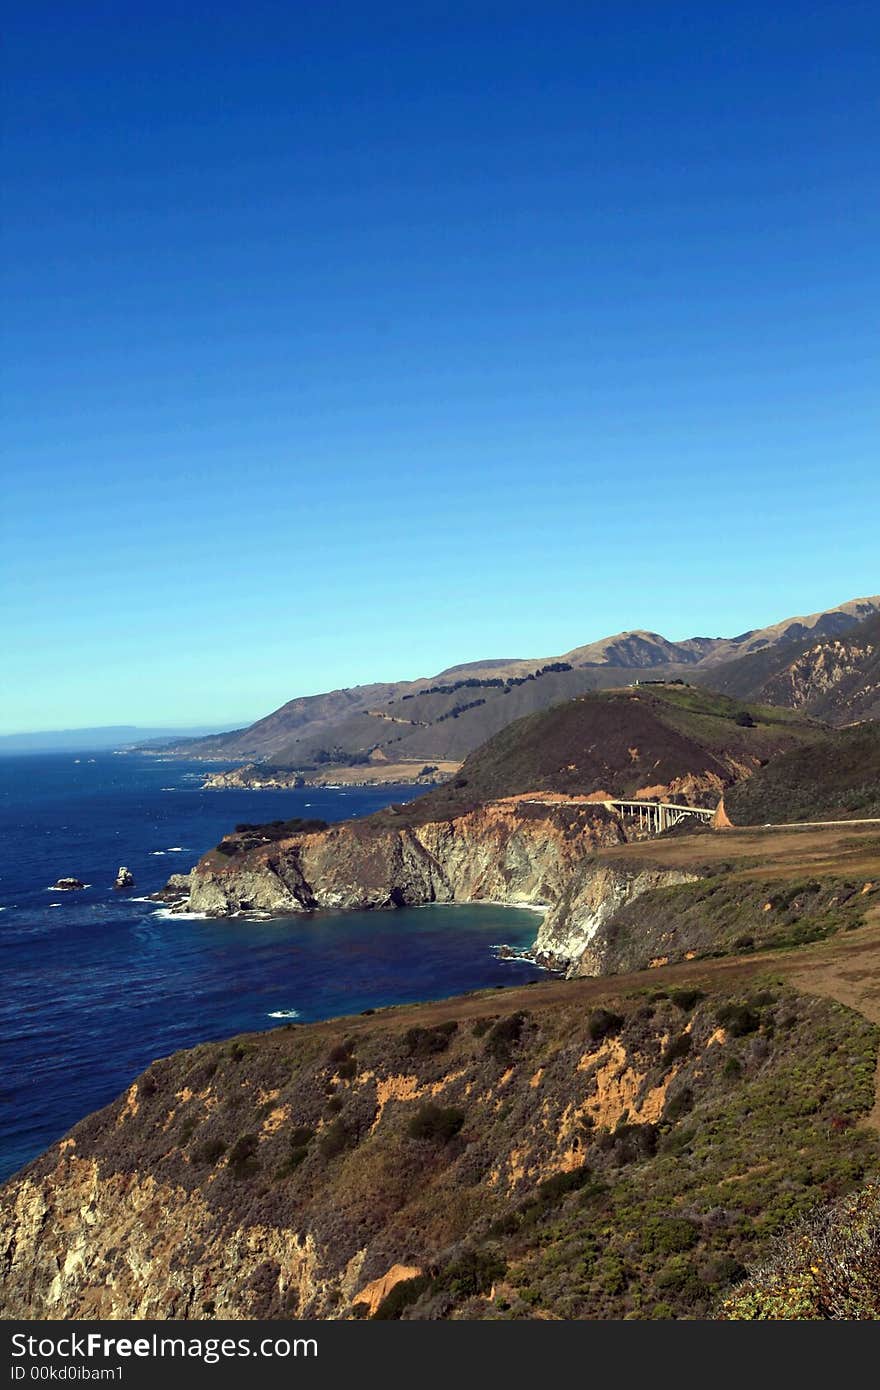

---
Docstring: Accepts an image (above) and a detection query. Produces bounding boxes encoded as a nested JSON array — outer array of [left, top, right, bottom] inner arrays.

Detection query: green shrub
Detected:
[[289, 1126, 315, 1148], [274, 1147, 309, 1180], [318, 1119, 355, 1159], [408, 1104, 465, 1142], [663, 1086, 694, 1123], [596, 1121, 659, 1166], [442, 1248, 506, 1299], [669, 988, 704, 1012], [715, 1002, 760, 1037], [660, 1033, 692, 1069], [177, 1117, 198, 1143], [702, 1253, 746, 1287], [485, 1012, 529, 1064], [192, 1138, 227, 1166], [588, 1008, 624, 1042], [537, 1164, 594, 1203], [642, 1217, 699, 1255], [228, 1133, 259, 1180], [404, 1022, 457, 1057]]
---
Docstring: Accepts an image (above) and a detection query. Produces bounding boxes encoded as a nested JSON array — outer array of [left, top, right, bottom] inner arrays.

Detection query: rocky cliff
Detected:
[[171, 798, 702, 974], [169, 684, 822, 972], [707, 612, 880, 725], [3, 979, 877, 1320]]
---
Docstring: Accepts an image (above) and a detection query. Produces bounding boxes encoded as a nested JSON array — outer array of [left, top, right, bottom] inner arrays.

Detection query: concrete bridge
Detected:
[[603, 799, 716, 833]]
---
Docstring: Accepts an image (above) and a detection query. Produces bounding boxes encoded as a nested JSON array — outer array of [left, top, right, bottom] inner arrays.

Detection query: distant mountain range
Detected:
[[0, 725, 238, 755], [159, 594, 880, 773], [703, 610, 880, 724]]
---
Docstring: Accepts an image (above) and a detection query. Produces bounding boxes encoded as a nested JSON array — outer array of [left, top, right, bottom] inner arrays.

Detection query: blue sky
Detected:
[[2, 1, 878, 733]]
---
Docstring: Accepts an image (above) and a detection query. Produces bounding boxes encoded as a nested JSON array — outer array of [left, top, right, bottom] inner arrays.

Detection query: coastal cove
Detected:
[[0, 754, 545, 1182]]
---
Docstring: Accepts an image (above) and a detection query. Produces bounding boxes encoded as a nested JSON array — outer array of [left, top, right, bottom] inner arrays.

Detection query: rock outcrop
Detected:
[[114, 866, 135, 889], [52, 877, 85, 891], [3, 982, 876, 1320], [183, 800, 626, 917], [170, 799, 701, 974], [203, 763, 455, 791], [534, 862, 701, 973], [151, 872, 192, 905]]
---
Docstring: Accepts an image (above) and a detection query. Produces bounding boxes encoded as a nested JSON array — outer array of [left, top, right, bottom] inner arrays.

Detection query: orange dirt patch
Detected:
[[352, 1264, 422, 1315], [115, 1084, 139, 1127], [260, 1106, 290, 1137]]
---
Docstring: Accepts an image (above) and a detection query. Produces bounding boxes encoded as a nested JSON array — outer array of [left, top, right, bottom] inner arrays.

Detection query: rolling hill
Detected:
[[701, 612, 880, 724], [159, 594, 878, 773], [722, 721, 880, 824], [372, 684, 820, 826]]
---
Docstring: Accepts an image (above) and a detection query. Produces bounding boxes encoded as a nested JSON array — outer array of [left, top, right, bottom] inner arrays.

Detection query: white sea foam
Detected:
[[152, 907, 210, 920], [483, 899, 547, 914], [150, 851, 166, 856], [492, 945, 550, 970], [166, 847, 187, 852], [268, 1009, 300, 1019]]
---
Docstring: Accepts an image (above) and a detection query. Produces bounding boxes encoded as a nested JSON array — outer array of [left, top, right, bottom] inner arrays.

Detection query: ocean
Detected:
[[0, 753, 545, 1181]]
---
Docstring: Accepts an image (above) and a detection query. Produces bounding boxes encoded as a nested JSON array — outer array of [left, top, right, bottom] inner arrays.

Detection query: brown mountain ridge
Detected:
[[161, 595, 879, 777]]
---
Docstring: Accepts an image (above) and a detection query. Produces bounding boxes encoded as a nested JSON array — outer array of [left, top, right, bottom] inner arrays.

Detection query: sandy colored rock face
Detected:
[[353, 1264, 422, 1315], [0, 986, 761, 1320], [175, 797, 701, 974]]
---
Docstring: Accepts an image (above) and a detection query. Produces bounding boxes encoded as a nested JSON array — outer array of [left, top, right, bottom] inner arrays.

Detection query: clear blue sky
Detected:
[[2, 1, 878, 734]]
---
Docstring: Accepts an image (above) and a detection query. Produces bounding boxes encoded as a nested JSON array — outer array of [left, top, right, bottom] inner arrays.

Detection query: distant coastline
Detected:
[[200, 760, 461, 791]]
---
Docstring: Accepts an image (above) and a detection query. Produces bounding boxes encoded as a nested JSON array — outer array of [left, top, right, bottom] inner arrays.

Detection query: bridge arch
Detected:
[[604, 800, 716, 834]]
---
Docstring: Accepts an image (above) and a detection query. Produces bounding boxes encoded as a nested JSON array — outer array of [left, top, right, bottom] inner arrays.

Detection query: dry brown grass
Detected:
[[597, 821, 880, 882]]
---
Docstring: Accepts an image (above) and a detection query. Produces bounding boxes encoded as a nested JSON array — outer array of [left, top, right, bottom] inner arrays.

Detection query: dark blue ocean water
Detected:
[[0, 753, 544, 1181]]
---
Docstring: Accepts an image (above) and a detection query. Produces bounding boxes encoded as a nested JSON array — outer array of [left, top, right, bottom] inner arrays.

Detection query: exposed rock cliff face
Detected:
[[708, 613, 880, 725], [762, 637, 877, 713], [535, 863, 701, 973], [173, 800, 699, 973], [3, 983, 877, 1320], [169, 682, 820, 971]]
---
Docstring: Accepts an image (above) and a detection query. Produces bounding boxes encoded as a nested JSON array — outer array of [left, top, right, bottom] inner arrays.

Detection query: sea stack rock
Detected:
[[150, 871, 192, 906], [114, 866, 135, 889], [53, 877, 85, 891]]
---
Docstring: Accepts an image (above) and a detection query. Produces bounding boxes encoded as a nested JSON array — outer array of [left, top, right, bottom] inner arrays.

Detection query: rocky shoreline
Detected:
[[161, 799, 702, 976], [201, 762, 459, 791]]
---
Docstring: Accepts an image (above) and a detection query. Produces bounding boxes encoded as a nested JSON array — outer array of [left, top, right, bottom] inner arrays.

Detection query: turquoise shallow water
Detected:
[[0, 753, 545, 1181]]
